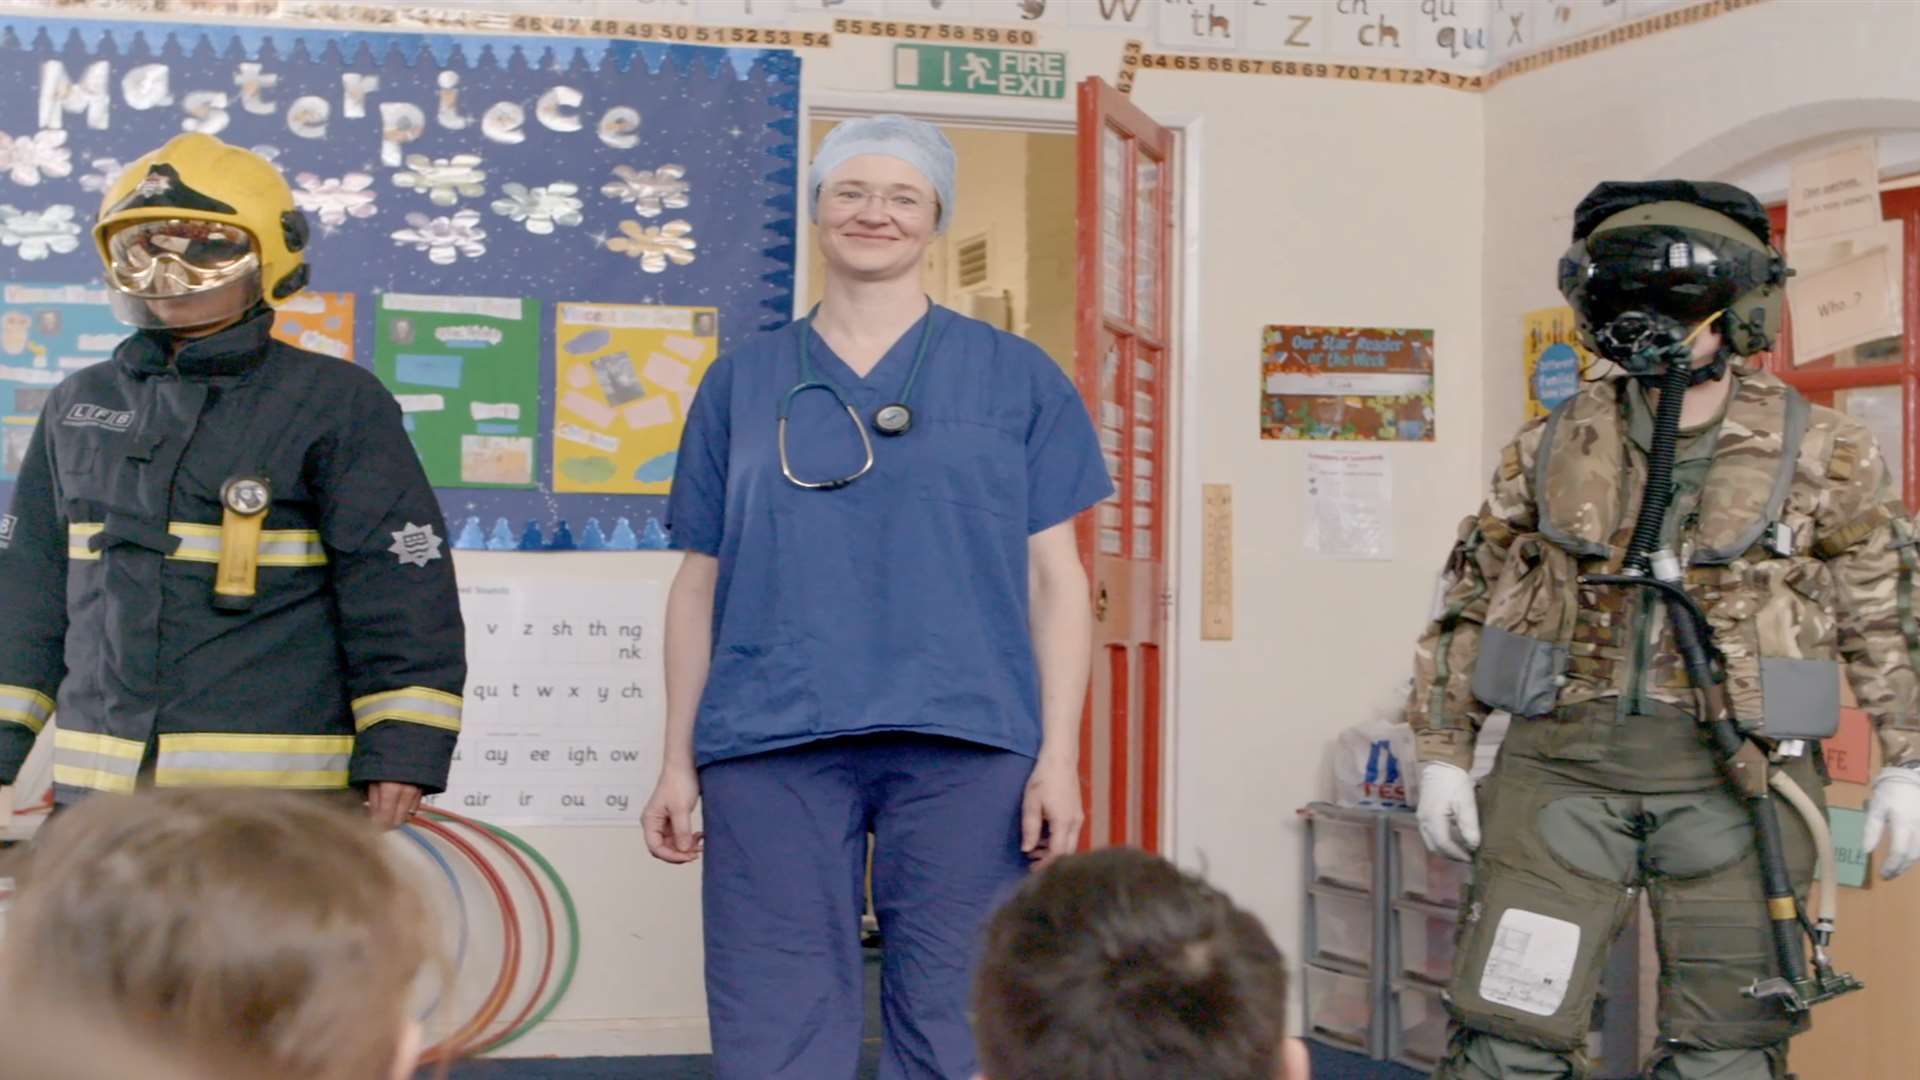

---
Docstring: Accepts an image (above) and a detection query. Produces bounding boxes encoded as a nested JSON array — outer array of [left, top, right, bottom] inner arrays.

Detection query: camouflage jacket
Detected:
[[1408, 371, 1920, 770]]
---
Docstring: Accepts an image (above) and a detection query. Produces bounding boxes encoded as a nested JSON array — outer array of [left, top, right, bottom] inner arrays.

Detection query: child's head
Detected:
[[1, 788, 436, 1080], [974, 847, 1297, 1080]]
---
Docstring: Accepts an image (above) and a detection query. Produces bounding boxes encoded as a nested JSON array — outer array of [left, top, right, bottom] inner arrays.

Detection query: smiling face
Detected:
[[815, 154, 939, 286]]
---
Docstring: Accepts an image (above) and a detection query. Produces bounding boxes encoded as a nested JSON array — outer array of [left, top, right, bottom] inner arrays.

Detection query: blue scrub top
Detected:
[[666, 305, 1114, 767]]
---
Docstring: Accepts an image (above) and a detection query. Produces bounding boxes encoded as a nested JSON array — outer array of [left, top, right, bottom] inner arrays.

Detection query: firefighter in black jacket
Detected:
[[0, 133, 463, 826]]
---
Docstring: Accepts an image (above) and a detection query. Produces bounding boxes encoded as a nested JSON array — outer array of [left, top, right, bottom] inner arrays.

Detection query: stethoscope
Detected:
[[777, 303, 936, 490]]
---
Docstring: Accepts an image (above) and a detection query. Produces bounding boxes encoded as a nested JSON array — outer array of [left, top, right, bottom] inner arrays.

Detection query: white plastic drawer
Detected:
[[1393, 816, 1473, 907], [1305, 963, 1377, 1052], [1309, 886, 1377, 971], [1391, 979, 1449, 1068], [1311, 811, 1378, 892], [1394, 899, 1460, 986]]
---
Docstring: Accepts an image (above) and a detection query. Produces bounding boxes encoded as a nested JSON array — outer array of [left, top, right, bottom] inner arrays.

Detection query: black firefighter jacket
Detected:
[[0, 308, 464, 801]]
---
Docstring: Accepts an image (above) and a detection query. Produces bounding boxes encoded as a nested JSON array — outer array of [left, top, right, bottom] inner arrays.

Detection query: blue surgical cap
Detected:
[[808, 114, 957, 233]]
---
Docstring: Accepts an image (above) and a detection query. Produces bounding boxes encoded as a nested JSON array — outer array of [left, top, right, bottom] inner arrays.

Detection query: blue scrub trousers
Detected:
[[700, 733, 1032, 1080]]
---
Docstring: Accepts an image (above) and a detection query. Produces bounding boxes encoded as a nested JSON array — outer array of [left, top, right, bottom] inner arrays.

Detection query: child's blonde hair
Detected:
[[2, 788, 438, 1080]]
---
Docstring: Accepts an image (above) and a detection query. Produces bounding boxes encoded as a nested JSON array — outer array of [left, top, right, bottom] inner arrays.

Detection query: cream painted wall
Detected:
[[3, 0, 1490, 1058], [1136, 65, 1484, 1029], [1481, 4, 1920, 1074]]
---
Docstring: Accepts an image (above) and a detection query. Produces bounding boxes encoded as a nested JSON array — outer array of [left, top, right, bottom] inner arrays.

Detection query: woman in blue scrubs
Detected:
[[642, 115, 1113, 1080]]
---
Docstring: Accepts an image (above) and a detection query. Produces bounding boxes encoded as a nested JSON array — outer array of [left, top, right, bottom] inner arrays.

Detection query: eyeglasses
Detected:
[[106, 218, 258, 298], [823, 185, 933, 219]]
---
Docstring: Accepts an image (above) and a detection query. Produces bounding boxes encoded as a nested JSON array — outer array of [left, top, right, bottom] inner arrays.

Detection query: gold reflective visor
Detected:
[[106, 218, 259, 298]]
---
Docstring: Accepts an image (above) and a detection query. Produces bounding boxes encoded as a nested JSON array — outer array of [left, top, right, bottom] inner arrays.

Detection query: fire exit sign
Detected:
[[892, 43, 1068, 100]]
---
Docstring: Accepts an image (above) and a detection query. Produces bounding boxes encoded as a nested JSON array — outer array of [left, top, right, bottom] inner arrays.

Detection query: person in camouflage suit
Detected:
[[1406, 180, 1920, 1079]]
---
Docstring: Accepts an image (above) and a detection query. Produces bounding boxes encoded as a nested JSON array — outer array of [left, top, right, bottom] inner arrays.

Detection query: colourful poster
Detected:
[[1822, 806, 1872, 889], [1823, 707, 1874, 785], [1261, 325, 1434, 441], [374, 293, 542, 490], [1523, 306, 1592, 419], [271, 291, 356, 361], [552, 303, 718, 495], [0, 284, 125, 483]]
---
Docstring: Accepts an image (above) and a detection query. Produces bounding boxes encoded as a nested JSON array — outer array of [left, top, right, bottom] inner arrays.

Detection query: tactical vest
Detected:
[[1470, 373, 1897, 739]]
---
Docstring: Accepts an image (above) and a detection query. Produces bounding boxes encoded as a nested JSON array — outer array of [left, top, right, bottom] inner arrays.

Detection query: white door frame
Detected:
[[799, 87, 1203, 859]]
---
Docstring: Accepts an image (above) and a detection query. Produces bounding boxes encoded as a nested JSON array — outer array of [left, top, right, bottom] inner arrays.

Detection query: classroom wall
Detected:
[[1480, 4, 1920, 1074]]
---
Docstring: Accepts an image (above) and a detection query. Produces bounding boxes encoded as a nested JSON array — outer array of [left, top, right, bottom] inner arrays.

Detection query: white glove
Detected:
[[1416, 761, 1480, 863], [1862, 767, 1920, 880]]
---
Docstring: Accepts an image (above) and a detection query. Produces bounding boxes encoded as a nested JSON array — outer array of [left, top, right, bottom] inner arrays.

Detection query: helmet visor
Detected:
[[1559, 223, 1780, 328], [106, 218, 259, 299]]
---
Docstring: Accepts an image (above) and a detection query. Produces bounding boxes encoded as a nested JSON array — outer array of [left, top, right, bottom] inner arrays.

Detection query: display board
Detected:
[[0, 15, 800, 549]]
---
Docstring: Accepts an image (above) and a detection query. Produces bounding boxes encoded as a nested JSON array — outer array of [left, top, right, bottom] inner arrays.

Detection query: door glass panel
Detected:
[[1134, 153, 1161, 334], [1102, 127, 1128, 321], [1834, 383, 1905, 501]]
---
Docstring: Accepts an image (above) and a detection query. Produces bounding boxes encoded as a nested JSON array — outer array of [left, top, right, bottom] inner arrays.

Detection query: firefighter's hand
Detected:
[[366, 782, 424, 830], [1416, 762, 1480, 862], [1863, 767, 1920, 879]]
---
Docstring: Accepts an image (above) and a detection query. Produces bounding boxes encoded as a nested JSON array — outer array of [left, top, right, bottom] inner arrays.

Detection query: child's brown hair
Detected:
[[973, 846, 1291, 1080], [2, 788, 438, 1080]]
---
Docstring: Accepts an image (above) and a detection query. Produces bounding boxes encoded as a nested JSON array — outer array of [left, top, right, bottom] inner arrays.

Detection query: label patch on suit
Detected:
[[62, 403, 134, 431], [0, 513, 14, 549], [1479, 908, 1579, 1017], [389, 522, 444, 567]]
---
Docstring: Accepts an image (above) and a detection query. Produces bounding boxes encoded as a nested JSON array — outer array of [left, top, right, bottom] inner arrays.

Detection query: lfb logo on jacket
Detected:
[[389, 522, 444, 568], [0, 514, 15, 550], [63, 403, 135, 432]]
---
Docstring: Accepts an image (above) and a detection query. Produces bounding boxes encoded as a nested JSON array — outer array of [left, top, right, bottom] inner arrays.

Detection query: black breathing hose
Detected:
[[1600, 353, 1810, 991], [1622, 361, 1691, 572]]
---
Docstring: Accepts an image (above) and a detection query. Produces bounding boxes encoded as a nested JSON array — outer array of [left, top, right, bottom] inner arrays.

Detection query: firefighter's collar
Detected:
[[115, 307, 274, 378]]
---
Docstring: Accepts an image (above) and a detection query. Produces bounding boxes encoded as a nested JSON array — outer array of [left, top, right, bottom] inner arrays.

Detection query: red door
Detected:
[[1765, 188, 1920, 509], [1075, 77, 1173, 852]]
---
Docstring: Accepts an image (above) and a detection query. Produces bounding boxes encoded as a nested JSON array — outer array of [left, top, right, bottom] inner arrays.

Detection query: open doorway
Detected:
[[803, 121, 1079, 376], [802, 88, 1184, 862]]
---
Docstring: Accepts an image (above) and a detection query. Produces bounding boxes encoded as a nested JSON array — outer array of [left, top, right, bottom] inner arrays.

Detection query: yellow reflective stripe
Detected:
[[159, 733, 355, 755], [364, 709, 463, 732], [68, 521, 102, 560], [257, 530, 329, 567], [153, 732, 353, 789], [352, 687, 463, 733], [153, 768, 350, 789], [169, 527, 224, 563], [54, 728, 146, 760], [61, 523, 325, 565], [0, 684, 54, 733], [53, 727, 146, 794], [52, 763, 137, 794]]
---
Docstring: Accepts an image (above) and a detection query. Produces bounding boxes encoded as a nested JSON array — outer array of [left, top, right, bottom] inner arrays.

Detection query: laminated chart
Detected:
[[430, 575, 663, 826], [0, 284, 124, 488], [552, 303, 718, 495], [374, 293, 542, 489]]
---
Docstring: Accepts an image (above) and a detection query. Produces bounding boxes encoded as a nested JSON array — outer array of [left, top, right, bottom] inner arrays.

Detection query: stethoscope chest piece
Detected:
[[873, 403, 913, 436]]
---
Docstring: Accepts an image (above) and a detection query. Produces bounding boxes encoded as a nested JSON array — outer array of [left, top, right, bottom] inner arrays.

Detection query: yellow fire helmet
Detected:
[[93, 132, 311, 330]]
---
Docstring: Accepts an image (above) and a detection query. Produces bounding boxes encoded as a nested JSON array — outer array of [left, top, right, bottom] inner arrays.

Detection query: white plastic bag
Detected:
[[1333, 720, 1412, 809]]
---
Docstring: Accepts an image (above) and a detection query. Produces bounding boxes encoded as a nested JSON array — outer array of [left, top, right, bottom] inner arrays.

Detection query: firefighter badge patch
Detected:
[[388, 522, 444, 568]]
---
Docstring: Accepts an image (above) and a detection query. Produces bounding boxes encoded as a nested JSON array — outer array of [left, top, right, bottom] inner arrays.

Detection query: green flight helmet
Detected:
[[1559, 180, 1790, 369]]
